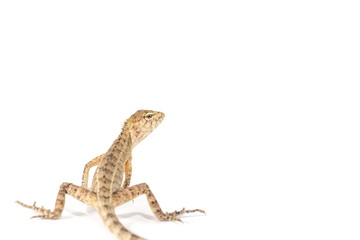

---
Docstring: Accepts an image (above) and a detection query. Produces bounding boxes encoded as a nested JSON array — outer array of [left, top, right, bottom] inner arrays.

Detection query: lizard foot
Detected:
[[16, 201, 59, 219], [159, 208, 206, 223]]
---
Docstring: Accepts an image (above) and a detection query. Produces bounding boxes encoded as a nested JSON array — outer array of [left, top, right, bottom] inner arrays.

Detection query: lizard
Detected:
[[16, 110, 205, 240]]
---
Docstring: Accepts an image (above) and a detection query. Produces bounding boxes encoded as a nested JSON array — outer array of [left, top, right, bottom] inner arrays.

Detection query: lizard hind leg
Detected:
[[113, 183, 205, 223], [16, 183, 96, 219]]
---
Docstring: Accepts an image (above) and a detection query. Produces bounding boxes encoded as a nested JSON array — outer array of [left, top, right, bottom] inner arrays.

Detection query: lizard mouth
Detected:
[[156, 111, 165, 122]]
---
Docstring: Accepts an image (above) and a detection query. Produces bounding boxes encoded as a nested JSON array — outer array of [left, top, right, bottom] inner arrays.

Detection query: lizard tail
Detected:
[[97, 203, 145, 240]]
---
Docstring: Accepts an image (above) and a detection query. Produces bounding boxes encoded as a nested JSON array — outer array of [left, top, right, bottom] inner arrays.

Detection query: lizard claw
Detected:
[[174, 218, 183, 224], [194, 209, 206, 215], [31, 215, 46, 219], [31, 212, 57, 219]]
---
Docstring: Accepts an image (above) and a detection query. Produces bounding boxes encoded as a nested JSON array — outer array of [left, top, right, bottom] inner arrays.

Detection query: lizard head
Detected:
[[127, 110, 165, 146]]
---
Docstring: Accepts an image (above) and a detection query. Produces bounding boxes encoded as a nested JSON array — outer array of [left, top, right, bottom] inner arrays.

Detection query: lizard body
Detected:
[[17, 110, 205, 240]]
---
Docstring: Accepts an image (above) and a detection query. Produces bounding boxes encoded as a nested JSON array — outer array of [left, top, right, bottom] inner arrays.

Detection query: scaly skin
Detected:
[[16, 110, 205, 240]]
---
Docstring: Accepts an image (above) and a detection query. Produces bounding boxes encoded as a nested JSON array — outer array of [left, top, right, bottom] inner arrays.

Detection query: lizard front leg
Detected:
[[113, 183, 205, 222], [82, 153, 104, 189], [121, 154, 132, 189], [16, 183, 96, 219]]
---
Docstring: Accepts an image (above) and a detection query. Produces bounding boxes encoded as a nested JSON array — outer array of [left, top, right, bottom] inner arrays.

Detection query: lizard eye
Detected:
[[145, 113, 154, 119]]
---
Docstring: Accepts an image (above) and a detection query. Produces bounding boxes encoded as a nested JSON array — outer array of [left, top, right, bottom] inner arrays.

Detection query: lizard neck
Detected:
[[109, 124, 132, 158]]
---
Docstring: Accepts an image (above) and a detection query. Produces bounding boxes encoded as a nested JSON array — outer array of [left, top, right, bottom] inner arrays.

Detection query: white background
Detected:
[[0, 1, 359, 239]]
